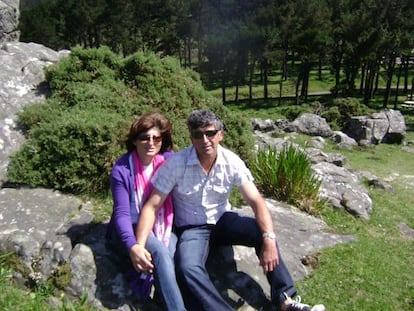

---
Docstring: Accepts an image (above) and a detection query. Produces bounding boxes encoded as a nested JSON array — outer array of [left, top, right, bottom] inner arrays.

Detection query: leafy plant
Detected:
[[0, 253, 13, 285], [7, 47, 255, 196], [249, 144, 325, 214]]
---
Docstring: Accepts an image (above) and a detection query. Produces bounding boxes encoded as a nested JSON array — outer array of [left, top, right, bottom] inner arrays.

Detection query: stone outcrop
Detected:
[[288, 113, 334, 137], [344, 109, 406, 145], [252, 110, 407, 147], [0, 0, 20, 43], [0, 187, 354, 310], [251, 109, 407, 220], [0, 41, 69, 183]]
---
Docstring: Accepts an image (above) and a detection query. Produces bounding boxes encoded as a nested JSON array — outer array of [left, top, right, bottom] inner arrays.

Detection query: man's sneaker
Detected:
[[285, 296, 326, 311]]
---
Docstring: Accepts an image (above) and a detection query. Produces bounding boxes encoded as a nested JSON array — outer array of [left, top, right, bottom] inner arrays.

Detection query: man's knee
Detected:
[[177, 260, 205, 280]]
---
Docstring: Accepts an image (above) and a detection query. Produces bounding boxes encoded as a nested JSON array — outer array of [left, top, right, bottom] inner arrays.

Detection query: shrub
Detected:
[[332, 97, 364, 128], [320, 106, 341, 130], [249, 144, 325, 214], [280, 104, 312, 121], [7, 47, 254, 196]]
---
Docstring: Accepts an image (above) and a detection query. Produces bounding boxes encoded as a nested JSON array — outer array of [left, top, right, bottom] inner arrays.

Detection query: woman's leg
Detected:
[[146, 233, 186, 311]]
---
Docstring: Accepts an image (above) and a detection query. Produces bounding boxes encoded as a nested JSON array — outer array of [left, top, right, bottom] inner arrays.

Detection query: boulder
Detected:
[[312, 163, 372, 219], [331, 131, 358, 150], [344, 109, 406, 145], [289, 113, 333, 137], [0, 0, 20, 43], [0, 187, 353, 310], [0, 41, 69, 183]]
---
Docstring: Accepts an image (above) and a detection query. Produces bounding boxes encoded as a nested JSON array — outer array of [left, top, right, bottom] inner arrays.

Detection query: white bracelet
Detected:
[[262, 232, 276, 239]]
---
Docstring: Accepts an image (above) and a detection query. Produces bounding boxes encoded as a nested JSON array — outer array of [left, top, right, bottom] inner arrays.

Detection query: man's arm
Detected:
[[129, 188, 168, 273], [239, 181, 279, 273]]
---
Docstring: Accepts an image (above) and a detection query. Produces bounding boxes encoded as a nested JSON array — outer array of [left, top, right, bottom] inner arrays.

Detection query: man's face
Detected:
[[190, 125, 223, 158]]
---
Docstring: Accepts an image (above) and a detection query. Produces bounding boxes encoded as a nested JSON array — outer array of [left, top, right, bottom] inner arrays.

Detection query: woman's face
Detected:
[[135, 127, 162, 164]]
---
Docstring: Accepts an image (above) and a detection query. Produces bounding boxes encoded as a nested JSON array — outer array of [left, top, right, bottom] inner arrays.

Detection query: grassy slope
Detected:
[[226, 96, 414, 310]]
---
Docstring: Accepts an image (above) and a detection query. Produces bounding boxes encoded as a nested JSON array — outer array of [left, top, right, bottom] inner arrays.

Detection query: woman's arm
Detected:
[[110, 163, 137, 251], [130, 188, 168, 273]]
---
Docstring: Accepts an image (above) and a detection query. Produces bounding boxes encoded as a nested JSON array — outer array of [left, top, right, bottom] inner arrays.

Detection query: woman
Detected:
[[106, 112, 186, 310]]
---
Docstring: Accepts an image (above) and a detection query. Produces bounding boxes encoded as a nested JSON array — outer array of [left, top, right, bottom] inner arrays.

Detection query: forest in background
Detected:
[[19, 0, 414, 106]]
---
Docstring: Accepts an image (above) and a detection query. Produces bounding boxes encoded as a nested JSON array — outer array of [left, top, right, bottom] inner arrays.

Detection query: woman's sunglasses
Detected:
[[137, 135, 162, 143]]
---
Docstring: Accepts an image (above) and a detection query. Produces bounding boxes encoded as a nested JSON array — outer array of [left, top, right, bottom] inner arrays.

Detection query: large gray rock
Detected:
[[312, 163, 373, 219], [208, 201, 353, 310], [0, 0, 20, 43], [0, 41, 69, 183], [344, 109, 406, 145], [289, 113, 333, 137], [0, 186, 353, 311]]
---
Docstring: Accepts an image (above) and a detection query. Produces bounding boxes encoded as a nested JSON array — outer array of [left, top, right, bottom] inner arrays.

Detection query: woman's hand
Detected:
[[129, 243, 154, 273]]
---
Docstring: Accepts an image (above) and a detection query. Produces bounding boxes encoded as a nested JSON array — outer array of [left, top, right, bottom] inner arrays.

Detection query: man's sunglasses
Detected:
[[137, 135, 162, 143], [191, 130, 219, 139]]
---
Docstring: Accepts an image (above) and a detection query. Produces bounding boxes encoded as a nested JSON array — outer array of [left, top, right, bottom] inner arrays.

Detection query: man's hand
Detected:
[[259, 238, 279, 273], [129, 243, 154, 273]]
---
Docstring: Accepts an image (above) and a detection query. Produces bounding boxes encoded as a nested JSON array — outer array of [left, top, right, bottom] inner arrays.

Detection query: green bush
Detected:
[[320, 106, 341, 130], [280, 104, 312, 121], [249, 144, 325, 214], [7, 47, 254, 196], [332, 97, 364, 128]]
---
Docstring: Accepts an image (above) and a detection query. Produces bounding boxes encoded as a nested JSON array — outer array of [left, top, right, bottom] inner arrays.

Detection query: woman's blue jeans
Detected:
[[145, 232, 186, 311], [107, 229, 186, 311], [175, 212, 296, 311]]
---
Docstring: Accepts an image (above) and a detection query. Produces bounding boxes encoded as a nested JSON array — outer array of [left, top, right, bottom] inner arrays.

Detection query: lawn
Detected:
[[225, 99, 414, 310]]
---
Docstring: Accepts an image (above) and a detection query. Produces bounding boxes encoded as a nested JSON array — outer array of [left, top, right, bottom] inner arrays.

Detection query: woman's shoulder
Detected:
[[114, 152, 130, 165], [111, 153, 131, 174]]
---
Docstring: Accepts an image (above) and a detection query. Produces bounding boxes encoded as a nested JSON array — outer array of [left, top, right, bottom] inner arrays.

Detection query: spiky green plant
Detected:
[[250, 144, 325, 214]]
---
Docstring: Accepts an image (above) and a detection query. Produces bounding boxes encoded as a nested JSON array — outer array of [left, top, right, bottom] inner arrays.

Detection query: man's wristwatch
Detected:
[[262, 232, 276, 239]]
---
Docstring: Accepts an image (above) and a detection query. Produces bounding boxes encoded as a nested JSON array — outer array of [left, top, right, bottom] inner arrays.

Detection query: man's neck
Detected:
[[198, 154, 217, 175]]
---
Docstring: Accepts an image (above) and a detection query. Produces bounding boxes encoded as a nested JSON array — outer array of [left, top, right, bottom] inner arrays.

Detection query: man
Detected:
[[131, 110, 325, 311]]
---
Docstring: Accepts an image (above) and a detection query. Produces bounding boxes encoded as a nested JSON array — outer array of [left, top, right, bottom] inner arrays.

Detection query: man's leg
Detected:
[[175, 225, 233, 311], [211, 212, 297, 306], [145, 233, 186, 311]]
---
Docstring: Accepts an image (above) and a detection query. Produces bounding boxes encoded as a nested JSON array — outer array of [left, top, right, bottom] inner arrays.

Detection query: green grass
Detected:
[[309, 133, 414, 310], [298, 184, 414, 310]]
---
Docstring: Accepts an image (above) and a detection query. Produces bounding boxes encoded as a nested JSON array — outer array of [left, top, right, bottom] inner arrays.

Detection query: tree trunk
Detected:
[[403, 56, 409, 93], [394, 63, 402, 109], [262, 57, 269, 100], [318, 54, 322, 80], [221, 72, 226, 104], [383, 56, 396, 109], [248, 53, 255, 105], [235, 81, 239, 104], [301, 61, 310, 101], [282, 49, 288, 81], [187, 38, 192, 68]]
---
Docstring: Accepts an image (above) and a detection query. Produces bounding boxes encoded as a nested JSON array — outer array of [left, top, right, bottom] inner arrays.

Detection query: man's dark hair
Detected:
[[187, 110, 224, 131]]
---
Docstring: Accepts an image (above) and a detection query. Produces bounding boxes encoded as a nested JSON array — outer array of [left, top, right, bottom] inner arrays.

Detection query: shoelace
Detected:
[[288, 296, 311, 311]]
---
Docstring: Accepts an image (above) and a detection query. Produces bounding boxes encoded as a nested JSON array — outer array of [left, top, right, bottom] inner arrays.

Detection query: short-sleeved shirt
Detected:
[[151, 144, 254, 227]]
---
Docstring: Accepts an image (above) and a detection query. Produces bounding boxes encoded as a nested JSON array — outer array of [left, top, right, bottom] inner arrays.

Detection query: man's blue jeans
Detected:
[[175, 212, 296, 311]]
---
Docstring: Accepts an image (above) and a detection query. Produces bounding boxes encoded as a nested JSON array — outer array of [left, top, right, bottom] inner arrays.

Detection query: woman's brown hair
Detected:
[[125, 112, 173, 153]]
